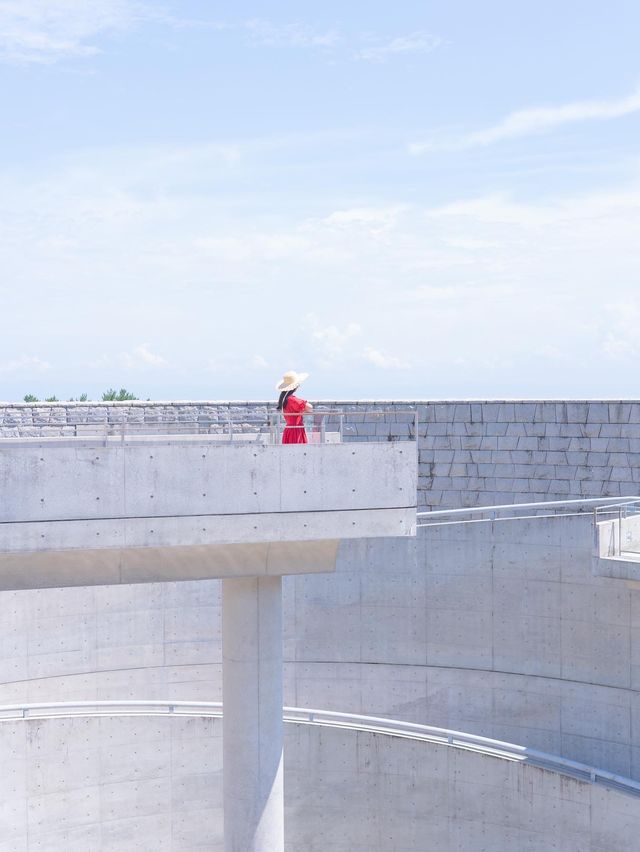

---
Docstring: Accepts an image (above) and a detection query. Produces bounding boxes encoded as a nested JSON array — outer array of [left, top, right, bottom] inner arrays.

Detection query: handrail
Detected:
[[417, 496, 640, 527], [1, 700, 638, 797], [418, 496, 640, 518], [0, 408, 419, 446]]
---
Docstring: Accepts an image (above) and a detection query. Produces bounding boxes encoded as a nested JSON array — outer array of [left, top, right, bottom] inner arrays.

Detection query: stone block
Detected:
[[480, 403, 500, 420], [568, 437, 591, 451], [524, 422, 546, 437], [431, 464, 451, 477], [600, 424, 623, 437], [586, 452, 610, 466], [513, 402, 536, 421], [453, 403, 471, 420], [449, 464, 468, 477], [497, 403, 516, 421], [425, 423, 450, 436], [493, 463, 515, 477], [505, 422, 526, 436], [433, 450, 454, 463], [516, 437, 539, 450], [587, 402, 610, 423], [495, 436, 519, 450], [463, 422, 485, 436], [621, 424, 640, 438], [611, 466, 633, 482], [533, 464, 556, 479], [434, 403, 456, 422], [609, 403, 633, 423], [547, 437, 571, 451], [495, 478, 516, 491], [535, 402, 558, 421], [484, 422, 509, 436], [460, 436, 482, 450], [566, 402, 589, 422], [607, 438, 631, 452]]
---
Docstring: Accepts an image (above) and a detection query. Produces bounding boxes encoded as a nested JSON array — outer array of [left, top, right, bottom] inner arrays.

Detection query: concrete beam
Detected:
[[0, 538, 340, 590]]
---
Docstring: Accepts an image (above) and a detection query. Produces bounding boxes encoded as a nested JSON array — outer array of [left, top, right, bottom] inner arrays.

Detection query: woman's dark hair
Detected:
[[277, 388, 297, 411]]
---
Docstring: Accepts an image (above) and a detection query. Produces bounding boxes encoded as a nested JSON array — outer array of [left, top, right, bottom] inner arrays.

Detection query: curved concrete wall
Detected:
[[1, 514, 639, 779], [289, 516, 640, 778], [1, 715, 637, 851]]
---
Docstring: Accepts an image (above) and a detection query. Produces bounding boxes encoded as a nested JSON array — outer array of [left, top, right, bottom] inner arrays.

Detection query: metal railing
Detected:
[[594, 498, 640, 560], [1, 700, 638, 797], [0, 409, 418, 446], [417, 496, 640, 528]]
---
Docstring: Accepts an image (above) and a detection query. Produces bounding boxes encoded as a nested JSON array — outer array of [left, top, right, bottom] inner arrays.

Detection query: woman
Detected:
[[276, 370, 313, 444]]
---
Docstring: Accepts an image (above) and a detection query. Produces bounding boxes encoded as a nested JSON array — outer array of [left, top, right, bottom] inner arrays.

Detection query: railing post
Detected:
[[619, 506, 622, 556]]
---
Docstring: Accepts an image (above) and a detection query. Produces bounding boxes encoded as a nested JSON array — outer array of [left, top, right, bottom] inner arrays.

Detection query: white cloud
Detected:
[[601, 302, 640, 359], [0, 355, 50, 372], [251, 354, 269, 369], [3, 137, 640, 394], [362, 347, 410, 369], [410, 87, 640, 153], [306, 316, 362, 361], [0, 0, 155, 64], [120, 345, 166, 368], [243, 18, 340, 49], [0, 6, 445, 67], [239, 20, 444, 63], [0, 355, 51, 373], [357, 30, 444, 62], [321, 205, 405, 233]]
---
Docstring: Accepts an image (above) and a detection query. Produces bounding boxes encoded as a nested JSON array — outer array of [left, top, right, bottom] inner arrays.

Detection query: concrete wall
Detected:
[[1, 515, 639, 778], [287, 514, 640, 779], [2, 400, 640, 829], [0, 440, 414, 523], [2, 398, 640, 509], [1, 715, 637, 851], [0, 439, 415, 589]]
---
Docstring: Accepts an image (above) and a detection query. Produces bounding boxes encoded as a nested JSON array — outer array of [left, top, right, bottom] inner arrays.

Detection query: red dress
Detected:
[[282, 395, 308, 444]]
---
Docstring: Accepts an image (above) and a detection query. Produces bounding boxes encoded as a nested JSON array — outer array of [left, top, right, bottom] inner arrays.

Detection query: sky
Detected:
[[1, 0, 639, 402]]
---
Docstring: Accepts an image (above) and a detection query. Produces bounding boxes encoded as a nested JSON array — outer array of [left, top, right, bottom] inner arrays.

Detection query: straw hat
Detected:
[[276, 370, 309, 392]]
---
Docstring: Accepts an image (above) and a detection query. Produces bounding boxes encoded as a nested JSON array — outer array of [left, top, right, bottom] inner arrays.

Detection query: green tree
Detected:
[[23, 393, 39, 403], [102, 388, 138, 401], [45, 395, 58, 402]]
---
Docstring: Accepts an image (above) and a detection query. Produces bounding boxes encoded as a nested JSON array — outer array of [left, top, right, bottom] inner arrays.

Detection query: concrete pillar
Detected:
[[222, 575, 284, 852]]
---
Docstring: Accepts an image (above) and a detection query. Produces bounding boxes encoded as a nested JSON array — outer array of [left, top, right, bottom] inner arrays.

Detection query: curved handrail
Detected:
[[1, 700, 638, 797]]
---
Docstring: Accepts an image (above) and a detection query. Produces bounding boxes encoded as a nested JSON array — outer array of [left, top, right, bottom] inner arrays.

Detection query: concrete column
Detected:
[[222, 575, 284, 852]]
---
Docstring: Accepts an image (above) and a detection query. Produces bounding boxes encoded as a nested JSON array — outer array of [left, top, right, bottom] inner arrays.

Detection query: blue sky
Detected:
[[1, 0, 639, 401]]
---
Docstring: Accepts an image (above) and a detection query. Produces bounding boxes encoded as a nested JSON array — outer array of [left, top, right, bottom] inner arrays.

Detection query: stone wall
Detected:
[[2, 399, 640, 509]]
